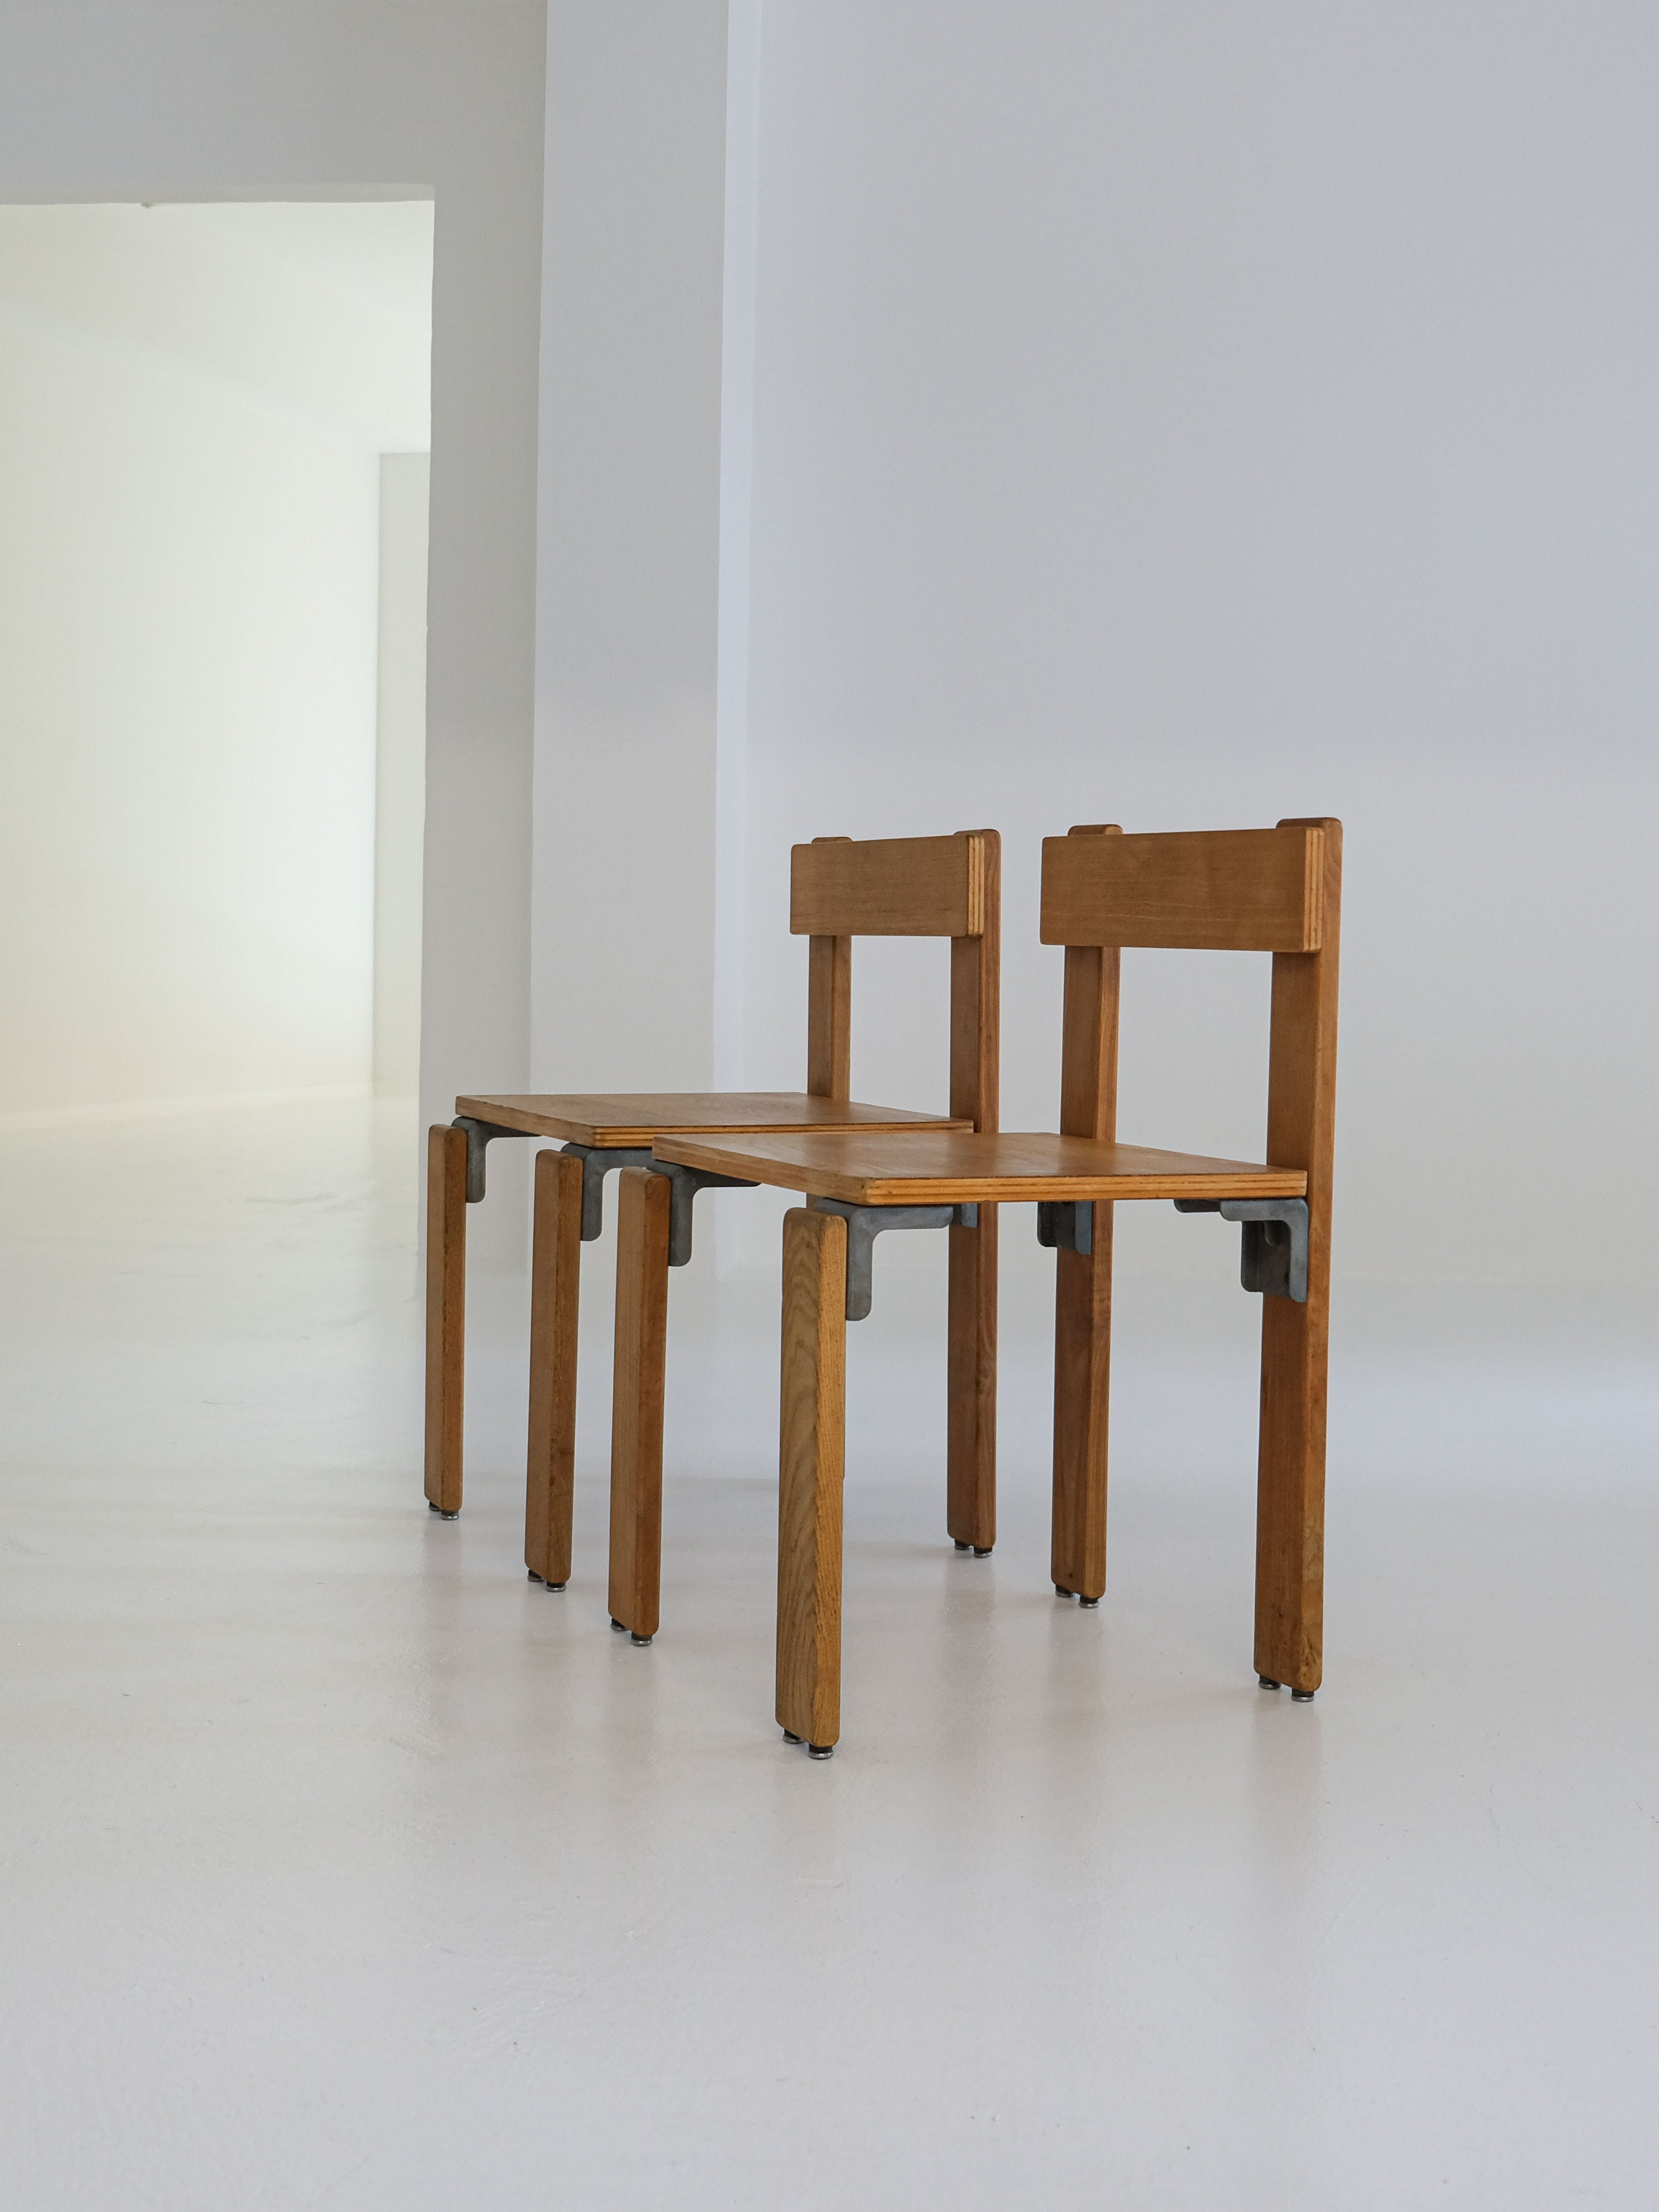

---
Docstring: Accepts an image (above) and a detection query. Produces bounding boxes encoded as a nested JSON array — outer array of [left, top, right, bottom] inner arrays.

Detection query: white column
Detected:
[[532, 1, 739, 1104]]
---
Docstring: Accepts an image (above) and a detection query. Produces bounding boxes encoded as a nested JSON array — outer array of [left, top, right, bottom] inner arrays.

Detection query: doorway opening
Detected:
[[0, 200, 433, 1129]]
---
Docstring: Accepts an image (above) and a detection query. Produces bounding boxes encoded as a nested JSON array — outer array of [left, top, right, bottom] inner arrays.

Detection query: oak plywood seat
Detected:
[[424, 831, 1001, 1645], [653, 1129, 1308, 1206], [657, 819, 1342, 1756], [450, 1094, 960, 1148]]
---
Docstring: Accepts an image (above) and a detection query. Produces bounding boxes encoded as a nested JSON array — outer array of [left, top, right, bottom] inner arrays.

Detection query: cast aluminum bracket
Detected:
[[808, 1197, 981, 1322], [1035, 1200, 1094, 1256], [557, 1143, 657, 1240], [452, 1116, 535, 1205], [1173, 1196, 1310, 1302], [642, 1158, 760, 1267]]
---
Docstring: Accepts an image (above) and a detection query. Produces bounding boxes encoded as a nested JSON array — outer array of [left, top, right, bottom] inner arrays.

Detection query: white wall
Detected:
[[729, 0, 1659, 1290], [0, 2, 545, 1249], [375, 454, 431, 1098], [533, 1, 733, 1094], [0, 204, 429, 1122], [6, 6, 1648, 1291]]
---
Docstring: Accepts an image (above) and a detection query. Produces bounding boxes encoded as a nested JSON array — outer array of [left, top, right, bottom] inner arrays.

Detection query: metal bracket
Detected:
[[809, 1198, 980, 1322], [555, 1146, 760, 1255], [452, 1116, 534, 1204], [558, 1143, 656, 1241], [1173, 1196, 1309, 1302], [644, 1159, 759, 1267], [1036, 1199, 1093, 1256]]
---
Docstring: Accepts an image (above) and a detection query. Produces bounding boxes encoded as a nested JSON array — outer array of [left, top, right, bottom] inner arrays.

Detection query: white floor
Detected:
[[1, 1101, 1655, 2210]]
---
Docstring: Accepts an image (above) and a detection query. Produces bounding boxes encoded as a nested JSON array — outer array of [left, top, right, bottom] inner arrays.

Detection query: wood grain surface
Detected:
[[454, 1092, 966, 1146], [524, 1149, 583, 1587], [946, 829, 1000, 1548], [423, 1123, 468, 1515], [607, 1169, 671, 1639], [1041, 825, 1324, 953], [1051, 828, 1123, 1601], [806, 931, 852, 1099], [790, 831, 986, 938], [651, 1128, 1307, 1205], [1253, 817, 1343, 1695], [775, 1208, 848, 1750]]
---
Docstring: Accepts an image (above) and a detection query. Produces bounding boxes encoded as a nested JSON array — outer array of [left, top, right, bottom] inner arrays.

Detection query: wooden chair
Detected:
[[651, 819, 1340, 1755], [424, 830, 1001, 1639]]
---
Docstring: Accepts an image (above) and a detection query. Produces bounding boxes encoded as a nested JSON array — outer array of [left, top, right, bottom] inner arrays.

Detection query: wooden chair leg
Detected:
[[946, 1204, 998, 1551], [1050, 1202, 1112, 1601], [1253, 1286, 1328, 1694], [424, 1123, 468, 1515], [607, 1167, 671, 1641], [776, 1207, 848, 1752], [525, 1149, 584, 1586]]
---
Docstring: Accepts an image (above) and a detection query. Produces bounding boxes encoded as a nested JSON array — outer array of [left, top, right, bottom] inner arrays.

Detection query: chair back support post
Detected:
[[1050, 826, 1121, 1601], [946, 831, 1000, 1547], [1255, 817, 1341, 1694], [947, 829, 1000, 1134], [806, 931, 852, 1098], [803, 835, 855, 1099]]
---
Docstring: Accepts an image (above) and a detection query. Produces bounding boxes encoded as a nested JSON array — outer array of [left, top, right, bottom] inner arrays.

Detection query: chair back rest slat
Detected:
[[1041, 825, 1324, 953], [792, 832, 988, 940]]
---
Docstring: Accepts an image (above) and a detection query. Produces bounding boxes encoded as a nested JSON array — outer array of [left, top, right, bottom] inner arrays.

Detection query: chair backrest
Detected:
[[1041, 825, 1326, 954], [789, 831, 999, 1133], [1038, 822, 1341, 1201]]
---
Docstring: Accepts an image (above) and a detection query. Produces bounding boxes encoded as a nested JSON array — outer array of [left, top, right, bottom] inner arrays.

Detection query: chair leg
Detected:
[[1253, 1288, 1328, 1695], [946, 1203, 997, 1551], [1050, 1203, 1112, 1602], [776, 1208, 848, 1753], [607, 1167, 671, 1642], [525, 1150, 584, 1588], [424, 1123, 468, 1516]]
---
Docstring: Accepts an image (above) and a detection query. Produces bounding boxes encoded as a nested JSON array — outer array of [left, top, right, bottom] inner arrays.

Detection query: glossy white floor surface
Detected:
[[2, 1102, 1655, 2209]]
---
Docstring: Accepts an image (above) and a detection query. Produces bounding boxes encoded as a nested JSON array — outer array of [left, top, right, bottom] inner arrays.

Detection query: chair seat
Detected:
[[650, 1128, 1307, 1204], [455, 1092, 969, 1149]]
